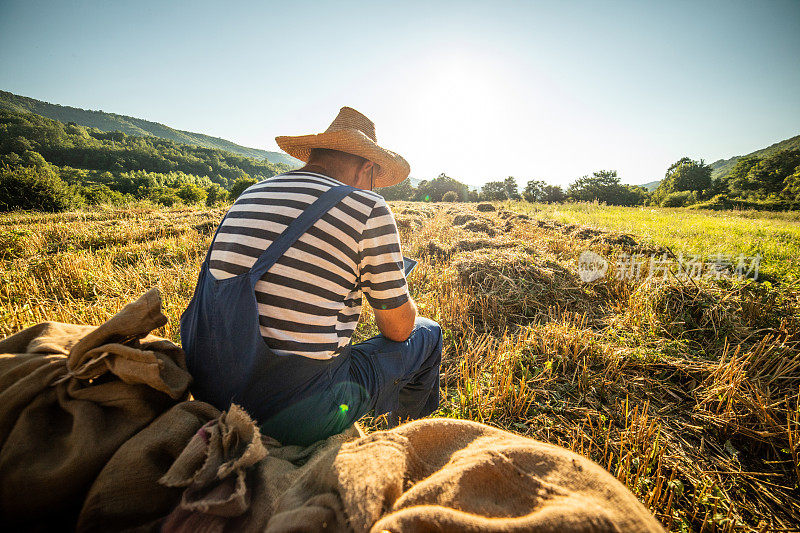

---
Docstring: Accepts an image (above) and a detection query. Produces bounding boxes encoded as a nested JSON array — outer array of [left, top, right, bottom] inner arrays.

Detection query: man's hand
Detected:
[[373, 298, 417, 342]]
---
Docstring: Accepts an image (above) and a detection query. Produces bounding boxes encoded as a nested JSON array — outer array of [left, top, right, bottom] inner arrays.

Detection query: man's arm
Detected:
[[358, 196, 415, 341], [373, 297, 417, 342]]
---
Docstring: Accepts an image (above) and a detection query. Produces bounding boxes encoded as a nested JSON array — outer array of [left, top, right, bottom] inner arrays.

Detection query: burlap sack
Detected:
[[265, 418, 664, 532], [151, 408, 662, 532], [77, 401, 221, 532], [0, 289, 192, 530], [154, 405, 362, 533]]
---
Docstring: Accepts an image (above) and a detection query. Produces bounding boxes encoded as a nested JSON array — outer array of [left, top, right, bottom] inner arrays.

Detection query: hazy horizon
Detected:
[[1, 0, 799, 188]]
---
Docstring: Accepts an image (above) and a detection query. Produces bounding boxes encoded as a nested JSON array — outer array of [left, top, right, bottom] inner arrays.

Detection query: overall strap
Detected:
[[249, 185, 354, 281]]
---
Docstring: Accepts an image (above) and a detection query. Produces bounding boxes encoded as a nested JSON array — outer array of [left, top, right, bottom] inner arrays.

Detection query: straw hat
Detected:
[[275, 106, 410, 188]]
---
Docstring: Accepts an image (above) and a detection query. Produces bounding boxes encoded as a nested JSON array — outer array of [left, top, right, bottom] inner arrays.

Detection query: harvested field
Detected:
[[1, 201, 799, 532]]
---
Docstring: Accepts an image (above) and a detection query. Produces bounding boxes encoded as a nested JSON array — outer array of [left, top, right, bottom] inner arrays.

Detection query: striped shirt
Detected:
[[208, 171, 410, 359]]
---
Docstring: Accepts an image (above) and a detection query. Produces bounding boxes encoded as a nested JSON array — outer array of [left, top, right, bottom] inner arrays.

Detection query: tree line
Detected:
[[377, 171, 647, 206], [0, 110, 286, 211], [2, 108, 799, 212], [377, 150, 800, 210]]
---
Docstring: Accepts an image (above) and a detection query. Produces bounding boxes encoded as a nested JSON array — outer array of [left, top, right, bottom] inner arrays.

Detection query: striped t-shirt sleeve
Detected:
[[359, 198, 409, 310]]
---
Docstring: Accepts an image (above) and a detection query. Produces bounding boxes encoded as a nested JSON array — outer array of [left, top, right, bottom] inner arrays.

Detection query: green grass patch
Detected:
[[514, 201, 800, 285]]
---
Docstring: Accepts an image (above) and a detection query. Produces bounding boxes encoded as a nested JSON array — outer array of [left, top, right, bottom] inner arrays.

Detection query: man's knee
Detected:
[[412, 317, 442, 363], [413, 317, 441, 336]]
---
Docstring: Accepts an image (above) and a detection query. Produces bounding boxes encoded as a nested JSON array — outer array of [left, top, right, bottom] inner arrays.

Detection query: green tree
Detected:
[[715, 150, 800, 202], [620, 185, 650, 206], [177, 183, 208, 204], [415, 173, 468, 202], [781, 165, 800, 201], [147, 186, 181, 206], [481, 180, 507, 201], [22, 150, 47, 168], [441, 190, 459, 202], [567, 171, 647, 206], [541, 184, 566, 203], [376, 177, 415, 201], [749, 149, 800, 198], [652, 158, 711, 205], [660, 190, 697, 207], [205, 183, 229, 206], [523, 180, 546, 202], [0, 164, 84, 212], [719, 155, 761, 197], [80, 184, 129, 206], [229, 177, 259, 199], [504, 177, 520, 200]]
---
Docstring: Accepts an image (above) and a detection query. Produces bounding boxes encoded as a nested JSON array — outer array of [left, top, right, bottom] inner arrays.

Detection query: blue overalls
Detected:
[[181, 185, 442, 446]]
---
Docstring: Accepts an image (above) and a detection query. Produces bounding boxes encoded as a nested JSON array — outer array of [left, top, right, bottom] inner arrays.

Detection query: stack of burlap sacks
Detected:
[[0, 290, 664, 532]]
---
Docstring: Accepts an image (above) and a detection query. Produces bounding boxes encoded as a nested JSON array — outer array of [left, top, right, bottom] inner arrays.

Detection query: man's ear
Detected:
[[356, 160, 376, 189], [359, 160, 375, 176]]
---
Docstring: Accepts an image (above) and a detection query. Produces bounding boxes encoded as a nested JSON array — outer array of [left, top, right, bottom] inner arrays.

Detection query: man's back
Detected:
[[208, 170, 409, 359], [182, 107, 441, 445]]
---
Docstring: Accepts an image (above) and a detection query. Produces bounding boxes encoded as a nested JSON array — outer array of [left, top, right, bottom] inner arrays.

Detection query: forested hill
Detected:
[[710, 134, 800, 181], [0, 108, 295, 210], [0, 90, 301, 167]]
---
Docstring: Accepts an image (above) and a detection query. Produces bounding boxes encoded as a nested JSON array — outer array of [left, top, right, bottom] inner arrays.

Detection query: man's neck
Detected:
[[298, 164, 359, 188]]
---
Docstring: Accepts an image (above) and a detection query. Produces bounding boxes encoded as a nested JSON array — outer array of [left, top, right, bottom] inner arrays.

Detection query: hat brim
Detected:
[[275, 130, 410, 188]]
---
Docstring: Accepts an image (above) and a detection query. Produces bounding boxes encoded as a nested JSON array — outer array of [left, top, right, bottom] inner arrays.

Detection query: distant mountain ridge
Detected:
[[709, 134, 800, 181], [0, 90, 302, 168]]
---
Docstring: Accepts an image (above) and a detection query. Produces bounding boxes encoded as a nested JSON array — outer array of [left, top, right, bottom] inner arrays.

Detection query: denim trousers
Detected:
[[346, 317, 443, 426], [259, 317, 443, 445]]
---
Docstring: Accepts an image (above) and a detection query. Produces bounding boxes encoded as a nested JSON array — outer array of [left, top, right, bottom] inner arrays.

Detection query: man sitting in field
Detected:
[[180, 107, 442, 445]]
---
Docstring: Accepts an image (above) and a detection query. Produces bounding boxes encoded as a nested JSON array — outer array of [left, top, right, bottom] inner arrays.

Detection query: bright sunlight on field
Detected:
[[526, 202, 800, 285], [1, 201, 798, 532]]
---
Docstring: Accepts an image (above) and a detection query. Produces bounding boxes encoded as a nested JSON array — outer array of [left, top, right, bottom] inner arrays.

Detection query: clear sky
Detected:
[[1, 0, 798, 188]]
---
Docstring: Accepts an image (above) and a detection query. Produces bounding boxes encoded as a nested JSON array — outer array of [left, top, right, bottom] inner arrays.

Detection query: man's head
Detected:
[[303, 148, 381, 191], [276, 106, 408, 188]]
